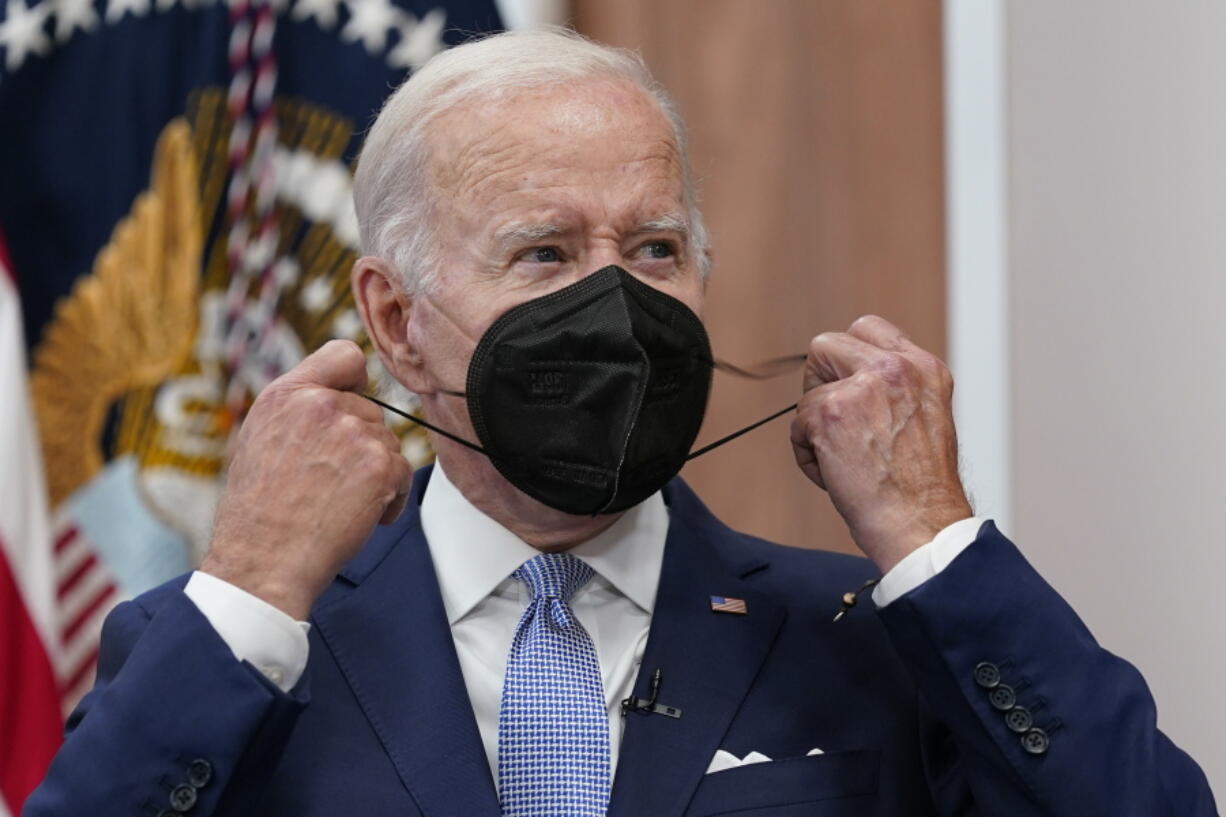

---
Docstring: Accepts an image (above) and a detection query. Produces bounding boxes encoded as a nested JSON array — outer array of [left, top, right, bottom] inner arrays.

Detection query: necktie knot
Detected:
[[514, 552, 593, 605]]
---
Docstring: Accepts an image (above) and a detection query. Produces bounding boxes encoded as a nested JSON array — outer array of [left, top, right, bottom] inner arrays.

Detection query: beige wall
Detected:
[[575, 0, 946, 554], [1008, 0, 1226, 789]]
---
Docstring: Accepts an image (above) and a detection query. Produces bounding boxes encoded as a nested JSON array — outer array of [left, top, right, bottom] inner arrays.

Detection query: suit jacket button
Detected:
[[169, 783, 198, 812], [974, 662, 1001, 688], [1005, 706, 1033, 733], [1022, 728, 1050, 755], [187, 758, 213, 788], [989, 684, 1016, 711]]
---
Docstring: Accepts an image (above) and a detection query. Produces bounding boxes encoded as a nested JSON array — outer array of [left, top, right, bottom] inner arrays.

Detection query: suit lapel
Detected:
[[608, 481, 787, 817], [311, 468, 501, 817], [309, 471, 783, 817]]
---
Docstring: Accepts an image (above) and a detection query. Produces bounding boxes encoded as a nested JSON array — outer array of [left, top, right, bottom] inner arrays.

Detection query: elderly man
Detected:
[[27, 28, 1215, 817]]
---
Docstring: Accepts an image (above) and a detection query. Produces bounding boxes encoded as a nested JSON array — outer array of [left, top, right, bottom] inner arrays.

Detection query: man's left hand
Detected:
[[790, 315, 973, 574]]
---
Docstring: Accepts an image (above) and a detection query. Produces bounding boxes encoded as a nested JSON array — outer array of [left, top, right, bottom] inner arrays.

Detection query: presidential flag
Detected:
[[0, 0, 504, 810]]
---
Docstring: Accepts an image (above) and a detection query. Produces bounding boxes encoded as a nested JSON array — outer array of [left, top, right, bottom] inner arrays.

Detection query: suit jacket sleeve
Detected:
[[876, 522, 1218, 817], [23, 584, 309, 817]]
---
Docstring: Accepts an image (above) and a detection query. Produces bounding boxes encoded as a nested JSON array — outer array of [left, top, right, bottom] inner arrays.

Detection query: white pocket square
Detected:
[[704, 747, 824, 774]]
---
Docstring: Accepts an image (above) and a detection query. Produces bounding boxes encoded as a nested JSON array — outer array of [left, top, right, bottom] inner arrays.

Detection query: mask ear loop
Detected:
[[709, 353, 806, 379], [685, 352, 807, 461], [360, 393, 488, 455], [685, 403, 798, 461]]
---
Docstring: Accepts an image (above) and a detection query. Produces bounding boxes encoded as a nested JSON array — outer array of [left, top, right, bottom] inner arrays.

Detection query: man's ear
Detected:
[[351, 256, 431, 394]]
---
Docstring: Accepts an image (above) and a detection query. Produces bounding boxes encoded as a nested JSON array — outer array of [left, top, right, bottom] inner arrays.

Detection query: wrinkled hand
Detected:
[[202, 340, 413, 619], [790, 316, 972, 574]]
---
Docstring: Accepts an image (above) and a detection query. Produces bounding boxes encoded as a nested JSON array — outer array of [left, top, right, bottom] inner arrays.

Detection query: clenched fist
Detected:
[[201, 340, 414, 619], [790, 316, 973, 574]]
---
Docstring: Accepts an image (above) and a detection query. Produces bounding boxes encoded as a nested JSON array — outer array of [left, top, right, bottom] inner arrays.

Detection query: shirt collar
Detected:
[[420, 461, 669, 625]]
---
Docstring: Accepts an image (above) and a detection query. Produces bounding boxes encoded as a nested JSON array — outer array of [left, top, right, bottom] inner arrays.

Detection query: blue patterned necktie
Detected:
[[498, 552, 612, 817]]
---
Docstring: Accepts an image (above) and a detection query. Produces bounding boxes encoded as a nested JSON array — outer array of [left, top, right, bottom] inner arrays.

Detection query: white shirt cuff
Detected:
[[183, 570, 310, 693], [872, 517, 987, 608]]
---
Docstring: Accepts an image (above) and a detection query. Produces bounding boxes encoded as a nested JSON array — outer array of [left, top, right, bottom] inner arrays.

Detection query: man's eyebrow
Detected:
[[633, 213, 690, 237], [494, 223, 565, 244], [493, 215, 689, 244]]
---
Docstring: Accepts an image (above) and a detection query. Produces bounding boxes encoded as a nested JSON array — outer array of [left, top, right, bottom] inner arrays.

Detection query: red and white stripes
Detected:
[[50, 524, 119, 710], [220, 0, 284, 418]]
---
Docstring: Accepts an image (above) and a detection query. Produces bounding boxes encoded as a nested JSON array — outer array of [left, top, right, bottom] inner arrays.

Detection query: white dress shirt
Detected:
[[420, 461, 666, 777], [184, 464, 986, 778]]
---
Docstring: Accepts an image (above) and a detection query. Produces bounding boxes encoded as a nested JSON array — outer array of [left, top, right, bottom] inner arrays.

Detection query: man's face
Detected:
[[406, 77, 706, 405]]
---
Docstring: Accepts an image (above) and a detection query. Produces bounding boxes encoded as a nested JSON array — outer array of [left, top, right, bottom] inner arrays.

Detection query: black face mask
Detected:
[[365, 265, 800, 516]]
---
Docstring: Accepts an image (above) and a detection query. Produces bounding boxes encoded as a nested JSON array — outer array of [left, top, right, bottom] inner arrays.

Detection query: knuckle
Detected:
[[372, 430, 396, 455], [907, 350, 954, 394], [874, 351, 913, 385], [374, 458, 394, 484], [336, 410, 367, 438], [366, 447, 394, 480], [294, 389, 333, 422], [817, 392, 845, 423]]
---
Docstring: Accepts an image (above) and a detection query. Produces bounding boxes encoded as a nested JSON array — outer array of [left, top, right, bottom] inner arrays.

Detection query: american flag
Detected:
[[710, 595, 748, 615]]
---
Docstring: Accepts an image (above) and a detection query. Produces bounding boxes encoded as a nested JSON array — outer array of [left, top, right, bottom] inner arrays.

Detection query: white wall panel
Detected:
[[1007, 0, 1226, 789]]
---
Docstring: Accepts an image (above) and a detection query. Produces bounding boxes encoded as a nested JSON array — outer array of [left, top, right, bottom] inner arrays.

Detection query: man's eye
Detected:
[[525, 246, 562, 263], [641, 241, 675, 259]]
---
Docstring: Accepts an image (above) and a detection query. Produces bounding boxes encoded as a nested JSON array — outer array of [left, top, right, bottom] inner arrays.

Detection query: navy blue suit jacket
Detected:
[[26, 468, 1217, 816]]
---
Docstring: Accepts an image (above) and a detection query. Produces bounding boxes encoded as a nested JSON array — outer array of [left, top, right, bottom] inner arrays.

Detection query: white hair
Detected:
[[352, 26, 711, 293]]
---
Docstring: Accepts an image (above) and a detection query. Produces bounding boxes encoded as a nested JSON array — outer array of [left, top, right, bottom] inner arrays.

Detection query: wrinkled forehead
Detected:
[[422, 77, 685, 202]]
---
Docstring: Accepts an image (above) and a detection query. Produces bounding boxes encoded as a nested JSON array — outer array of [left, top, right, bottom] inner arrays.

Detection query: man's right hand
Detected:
[[201, 340, 414, 620]]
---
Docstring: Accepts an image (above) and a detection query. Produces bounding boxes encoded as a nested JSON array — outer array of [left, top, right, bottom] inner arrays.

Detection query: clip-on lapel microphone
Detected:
[[620, 668, 682, 719]]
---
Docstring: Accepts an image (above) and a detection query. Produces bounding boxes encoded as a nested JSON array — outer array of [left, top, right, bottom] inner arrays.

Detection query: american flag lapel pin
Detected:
[[710, 595, 748, 615]]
